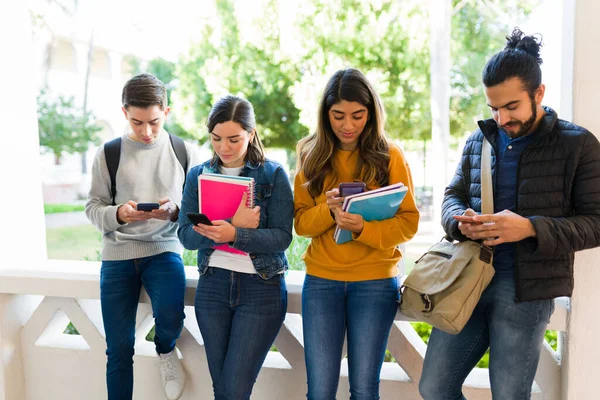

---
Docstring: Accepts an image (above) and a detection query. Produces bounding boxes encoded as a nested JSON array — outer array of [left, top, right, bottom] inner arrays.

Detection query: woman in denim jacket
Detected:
[[177, 95, 293, 400]]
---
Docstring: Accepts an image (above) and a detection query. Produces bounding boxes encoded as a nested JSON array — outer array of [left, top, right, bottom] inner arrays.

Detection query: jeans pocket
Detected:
[[252, 273, 282, 286]]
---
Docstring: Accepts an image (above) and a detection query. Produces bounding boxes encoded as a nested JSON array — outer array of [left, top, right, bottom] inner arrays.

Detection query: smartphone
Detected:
[[453, 215, 481, 224], [338, 182, 366, 197], [187, 212, 213, 226], [137, 202, 160, 212]]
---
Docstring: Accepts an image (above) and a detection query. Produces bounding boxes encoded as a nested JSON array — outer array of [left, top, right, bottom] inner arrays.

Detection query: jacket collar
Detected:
[[205, 158, 262, 174], [477, 106, 558, 145]]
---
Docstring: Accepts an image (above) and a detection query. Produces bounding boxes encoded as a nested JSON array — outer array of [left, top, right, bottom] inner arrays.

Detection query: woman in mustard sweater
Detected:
[[294, 68, 420, 399]]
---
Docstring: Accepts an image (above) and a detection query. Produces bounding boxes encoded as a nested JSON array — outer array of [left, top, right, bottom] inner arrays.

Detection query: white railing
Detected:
[[0, 260, 567, 400]]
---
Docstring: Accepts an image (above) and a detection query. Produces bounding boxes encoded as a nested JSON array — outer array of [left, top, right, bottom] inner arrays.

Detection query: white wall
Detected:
[[562, 0, 600, 398]]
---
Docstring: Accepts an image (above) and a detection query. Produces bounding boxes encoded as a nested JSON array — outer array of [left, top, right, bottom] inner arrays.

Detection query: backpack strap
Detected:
[[168, 133, 188, 190], [104, 137, 122, 206], [104, 134, 187, 206]]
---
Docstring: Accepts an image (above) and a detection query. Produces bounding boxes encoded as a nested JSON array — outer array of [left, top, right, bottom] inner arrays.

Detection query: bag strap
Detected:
[[104, 137, 122, 206], [479, 138, 494, 263], [168, 132, 189, 192], [480, 138, 494, 214]]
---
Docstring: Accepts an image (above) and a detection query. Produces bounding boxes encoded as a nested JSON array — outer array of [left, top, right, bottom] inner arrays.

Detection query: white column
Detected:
[[0, 0, 47, 268], [428, 0, 452, 236], [561, 0, 600, 398], [0, 3, 47, 399]]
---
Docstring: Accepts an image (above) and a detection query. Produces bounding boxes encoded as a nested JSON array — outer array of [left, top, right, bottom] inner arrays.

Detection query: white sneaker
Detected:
[[158, 350, 186, 400]]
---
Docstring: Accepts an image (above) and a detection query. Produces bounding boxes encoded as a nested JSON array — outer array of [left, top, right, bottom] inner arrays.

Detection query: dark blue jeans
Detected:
[[195, 267, 287, 400], [100, 252, 186, 400], [419, 275, 555, 400], [302, 274, 400, 400]]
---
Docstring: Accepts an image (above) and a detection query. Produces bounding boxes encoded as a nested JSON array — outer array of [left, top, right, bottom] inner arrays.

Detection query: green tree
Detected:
[[450, 0, 540, 136], [177, 0, 306, 151], [37, 90, 102, 164], [295, 0, 432, 142]]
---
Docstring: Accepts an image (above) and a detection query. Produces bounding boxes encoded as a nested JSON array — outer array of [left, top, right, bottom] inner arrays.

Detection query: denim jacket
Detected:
[[177, 158, 294, 279]]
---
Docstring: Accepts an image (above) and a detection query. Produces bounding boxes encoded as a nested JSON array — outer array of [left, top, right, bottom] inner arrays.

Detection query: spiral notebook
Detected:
[[333, 182, 408, 244], [198, 173, 255, 255]]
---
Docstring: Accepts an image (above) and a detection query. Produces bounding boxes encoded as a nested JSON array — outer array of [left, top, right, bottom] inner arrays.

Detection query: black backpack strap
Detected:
[[104, 138, 122, 206], [168, 133, 188, 190]]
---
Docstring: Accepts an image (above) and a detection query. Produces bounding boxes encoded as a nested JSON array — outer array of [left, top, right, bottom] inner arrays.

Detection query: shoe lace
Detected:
[[160, 355, 178, 381]]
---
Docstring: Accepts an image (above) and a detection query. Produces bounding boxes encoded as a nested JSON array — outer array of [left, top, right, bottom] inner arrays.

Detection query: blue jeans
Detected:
[[100, 252, 186, 400], [419, 275, 555, 400], [302, 274, 399, 400], [195, 267, 287, 400]]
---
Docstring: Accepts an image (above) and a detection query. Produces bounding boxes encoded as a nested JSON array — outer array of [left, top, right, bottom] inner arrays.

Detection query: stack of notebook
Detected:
[[198, 173, 255, 255], [334, 182, 408, 244]]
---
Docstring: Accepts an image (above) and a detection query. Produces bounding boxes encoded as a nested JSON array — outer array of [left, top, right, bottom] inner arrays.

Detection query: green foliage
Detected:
[[44, 204, 85, 214], [63, 322, 79, 335], [37, 90, 102, 161], [449, 0, 541, 136], [183, 249, 198, 267], [296, 0, 431, 141], [177, 0, 305, 147], [286, 233, 310, 271]]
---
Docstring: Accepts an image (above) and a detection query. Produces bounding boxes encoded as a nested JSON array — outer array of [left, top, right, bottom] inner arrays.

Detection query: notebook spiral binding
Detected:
[[246, 182, 256, 208]]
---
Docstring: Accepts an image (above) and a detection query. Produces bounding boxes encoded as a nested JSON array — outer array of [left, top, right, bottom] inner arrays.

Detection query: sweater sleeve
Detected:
[[352, 144, 420, 250], [293, 169, 337, 238], [84, 147, 125, 234]]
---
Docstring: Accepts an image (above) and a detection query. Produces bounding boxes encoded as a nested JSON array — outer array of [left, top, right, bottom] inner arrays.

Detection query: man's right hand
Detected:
[[231, 192, 260, 229], [116, 201, 155, 224], [457, 208, 480, 240]]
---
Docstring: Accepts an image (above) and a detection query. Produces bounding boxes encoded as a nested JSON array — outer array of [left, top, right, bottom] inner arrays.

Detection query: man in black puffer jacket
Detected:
[[420, 29, 600, 400]]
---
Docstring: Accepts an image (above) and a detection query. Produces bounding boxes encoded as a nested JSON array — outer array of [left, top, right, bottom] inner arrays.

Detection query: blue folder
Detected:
[[334, 183, 408, 244]]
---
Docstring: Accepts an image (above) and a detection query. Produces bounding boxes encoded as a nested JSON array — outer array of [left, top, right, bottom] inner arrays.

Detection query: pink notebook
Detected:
[[198, 173, 255, 255]]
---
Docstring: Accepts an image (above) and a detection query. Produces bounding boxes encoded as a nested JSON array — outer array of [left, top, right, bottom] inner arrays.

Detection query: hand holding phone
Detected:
[[187, 212, 213, 226], [137, 202, 160, 212], [453, 215, 482, 224], [338, 182, 366, 197]]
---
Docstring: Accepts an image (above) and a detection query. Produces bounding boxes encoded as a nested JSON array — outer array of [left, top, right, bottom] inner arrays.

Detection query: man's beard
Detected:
[[500, 97, 537, 139]]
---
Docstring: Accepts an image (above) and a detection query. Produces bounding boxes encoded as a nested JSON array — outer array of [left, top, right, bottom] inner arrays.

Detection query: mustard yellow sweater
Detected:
[[294, 143, 420, 281]]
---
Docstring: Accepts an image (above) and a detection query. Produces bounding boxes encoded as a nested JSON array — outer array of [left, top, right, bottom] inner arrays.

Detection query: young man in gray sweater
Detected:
[[86, 73, 200, 400]]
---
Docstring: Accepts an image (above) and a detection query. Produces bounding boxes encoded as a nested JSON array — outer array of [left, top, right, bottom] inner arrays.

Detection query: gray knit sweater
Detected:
[[85, 132, 201, 261]]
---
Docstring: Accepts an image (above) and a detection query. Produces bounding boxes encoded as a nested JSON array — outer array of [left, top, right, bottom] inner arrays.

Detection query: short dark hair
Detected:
[[121, 73, 168, 110], [482, 28, 543, 95], [207, 95, 266, 166]]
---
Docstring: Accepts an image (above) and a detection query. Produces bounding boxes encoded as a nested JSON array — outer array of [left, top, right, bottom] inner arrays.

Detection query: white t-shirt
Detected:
[[208, 165, 258, 274]]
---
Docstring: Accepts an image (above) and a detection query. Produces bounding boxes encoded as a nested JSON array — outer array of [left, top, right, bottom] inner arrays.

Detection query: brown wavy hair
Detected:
[[296, 68, 390, 197]]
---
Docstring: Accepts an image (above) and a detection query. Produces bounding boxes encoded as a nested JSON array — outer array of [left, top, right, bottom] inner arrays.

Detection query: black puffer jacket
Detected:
[[443, 107, 600, 302]]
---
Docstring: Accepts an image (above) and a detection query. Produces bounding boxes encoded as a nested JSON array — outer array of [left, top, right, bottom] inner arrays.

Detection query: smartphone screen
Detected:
[[339, 182, 366, 197], [137, 202, 160, 212], [187, 212, 213, 226]]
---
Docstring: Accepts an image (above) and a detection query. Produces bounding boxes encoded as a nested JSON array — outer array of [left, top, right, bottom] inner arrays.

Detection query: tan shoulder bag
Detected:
[[399, 139, 495, 334]]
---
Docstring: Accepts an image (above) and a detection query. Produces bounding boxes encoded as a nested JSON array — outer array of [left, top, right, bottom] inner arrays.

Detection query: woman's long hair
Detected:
[[296, 68, 390, 197], [207, 95, 266, 167]]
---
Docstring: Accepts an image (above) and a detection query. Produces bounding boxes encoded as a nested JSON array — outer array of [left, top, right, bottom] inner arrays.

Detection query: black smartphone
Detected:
[[187, 212, 213, 226], [338, 182, 366, 197], [137, 202, 160, 212]]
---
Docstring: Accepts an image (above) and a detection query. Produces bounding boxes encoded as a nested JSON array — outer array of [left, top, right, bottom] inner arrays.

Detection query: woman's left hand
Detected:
[[335, 211, 364, 233], [193, 220, 236, 243]]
